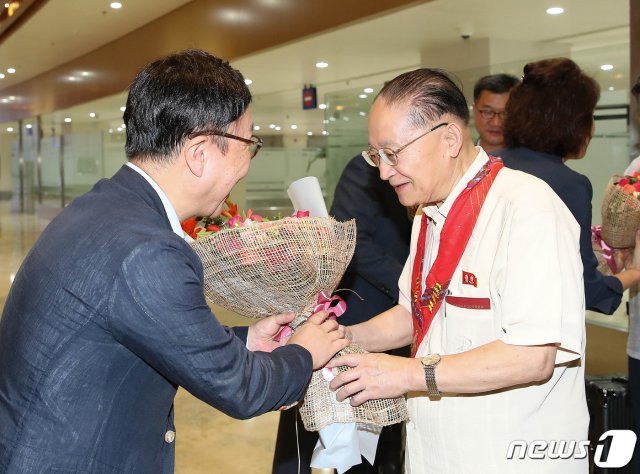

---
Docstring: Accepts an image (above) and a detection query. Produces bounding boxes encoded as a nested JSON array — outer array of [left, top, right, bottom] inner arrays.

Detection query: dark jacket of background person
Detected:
[[330, 155, 412, 325], [495, 57, 623, 315], [0, 165, 312, 474], [272, 155, 411, 474], [498, 148, 622, 314]]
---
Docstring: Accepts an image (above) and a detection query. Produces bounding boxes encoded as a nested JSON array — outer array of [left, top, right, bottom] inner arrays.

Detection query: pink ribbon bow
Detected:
[[273, 291, 346, 342], [591, 225, 618, 274]]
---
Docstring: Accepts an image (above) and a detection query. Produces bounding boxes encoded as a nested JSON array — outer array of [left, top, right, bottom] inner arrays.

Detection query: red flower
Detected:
[[181, 217, 198, 235], [619, 178, 630, 187]]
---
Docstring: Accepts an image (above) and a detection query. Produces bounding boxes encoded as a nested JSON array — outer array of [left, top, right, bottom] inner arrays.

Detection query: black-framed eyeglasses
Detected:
[[361, 122, 448, 167], [188, 129, 263, 159], [476, 108, 506, 121]]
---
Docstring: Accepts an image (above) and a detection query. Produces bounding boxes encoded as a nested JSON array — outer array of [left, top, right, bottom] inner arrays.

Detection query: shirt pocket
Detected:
[[443, 295, 494, 354]]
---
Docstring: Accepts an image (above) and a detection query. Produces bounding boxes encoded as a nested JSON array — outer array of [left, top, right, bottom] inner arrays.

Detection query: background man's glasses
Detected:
[[188, 130, 263, 159], [477, 108, 506, 121], [361, 122, 448, 167]]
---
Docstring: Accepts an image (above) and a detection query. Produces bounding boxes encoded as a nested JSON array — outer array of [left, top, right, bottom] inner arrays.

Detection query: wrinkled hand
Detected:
[[287, 310, 349, 369], [247, 312, 296, 352], [327, 353, 418, 406]]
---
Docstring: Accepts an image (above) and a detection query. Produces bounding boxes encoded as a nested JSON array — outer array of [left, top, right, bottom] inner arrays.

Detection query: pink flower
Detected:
[[622, 184, 636, 194], [619, 178, 630, 187], [293, 210, 310, 218]]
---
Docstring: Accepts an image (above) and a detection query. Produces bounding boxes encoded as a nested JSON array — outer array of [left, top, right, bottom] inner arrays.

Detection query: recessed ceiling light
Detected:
[[89, 112, 96, 118], [269, 124, 276, 129], [322, 131, 328, 135], [244, 78, 253, 85], [307, 131, 313, 136], [275, 126, 281, 131], [608, 86, 615, 91], [315, 62, 329, 69], [120, 106, 126, 112], [7, 67, 15, 74], [359, 94, 367, 99], [364, 88, 374, 94], [359, 111, 366, 116], [546, 7, 564, 15], [290, 124, 298, 130], [600, 64, 614, 71], [7, 127, 14, 132], [318, 103, 327, 110], [253, 125, 260, 131], [64, 118, 72, 123], [0, 73, 4, 79], [323, 119, 329, 124], [26, 124, 33, 129], [110, 2, 123, 9]]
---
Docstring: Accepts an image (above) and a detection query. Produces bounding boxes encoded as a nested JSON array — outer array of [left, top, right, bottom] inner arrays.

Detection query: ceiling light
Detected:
[[8, 95, 14, 100], [290, 124, 298, 130], [335, 105, 344, 111], [7, 127, 13, 132], [0, 73, 4, 79], [608, 86, 615, 91], [64, 118, 72, 123], [110, 2, 123, 9], [26, 124, 32, 129], [120, 106, 126, 112], [546, 7, 564, 15], [359, 94, 367, 99], [322, 131, 328, 135], [307, 131, 313, 136], [364, 88, 374, 94], [7, 67, 15, 74], [275, 126, 281, 131], [269, 124, 276, 129], [359, 111, 366, 116], [600, 64, 614, 71], [244, 78, 253, 85], [253, 125, 260, 131], [315, 62, 329, 69], [89, 112, 96, 118], [318, 103, 327, 110]]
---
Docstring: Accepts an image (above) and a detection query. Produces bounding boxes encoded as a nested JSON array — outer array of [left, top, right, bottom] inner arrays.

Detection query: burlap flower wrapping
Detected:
[[190, 216, 409, 431], [601, 175, 640, 248]]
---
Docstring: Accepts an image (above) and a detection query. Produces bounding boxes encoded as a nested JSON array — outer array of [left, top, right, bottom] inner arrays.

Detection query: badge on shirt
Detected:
[[462, 271, 477, 287]]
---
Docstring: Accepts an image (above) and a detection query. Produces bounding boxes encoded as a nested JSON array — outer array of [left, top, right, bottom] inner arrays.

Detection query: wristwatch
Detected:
[[420, 353, 442, 398]]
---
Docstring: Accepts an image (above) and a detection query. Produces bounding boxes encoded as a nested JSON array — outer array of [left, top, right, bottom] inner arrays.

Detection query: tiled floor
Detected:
[[0, 201, 331, 474]]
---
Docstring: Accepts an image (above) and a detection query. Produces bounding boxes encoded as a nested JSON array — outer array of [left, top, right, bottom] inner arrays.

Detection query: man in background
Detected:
[[472, 73, 519, 154]]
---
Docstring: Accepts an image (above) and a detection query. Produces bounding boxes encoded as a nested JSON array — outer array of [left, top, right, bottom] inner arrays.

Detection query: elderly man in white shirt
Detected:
[[328, 68, 588, 473]]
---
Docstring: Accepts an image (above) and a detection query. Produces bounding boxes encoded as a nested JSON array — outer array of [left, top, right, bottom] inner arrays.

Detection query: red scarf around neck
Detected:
[[410, 155, 503, 356]]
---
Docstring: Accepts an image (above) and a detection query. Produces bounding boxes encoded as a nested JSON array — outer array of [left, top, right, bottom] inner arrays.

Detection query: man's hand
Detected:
[[287, 311, 349, 369], [327, 353, 421, 406], [247, 312, 296, 352]]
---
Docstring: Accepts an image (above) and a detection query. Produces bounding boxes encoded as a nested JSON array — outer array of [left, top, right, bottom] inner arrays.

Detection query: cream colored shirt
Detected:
[[399, 148, 588, 473]]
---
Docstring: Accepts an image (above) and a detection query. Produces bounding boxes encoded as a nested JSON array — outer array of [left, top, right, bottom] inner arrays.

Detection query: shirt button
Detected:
[[165, 430, 176, 443]]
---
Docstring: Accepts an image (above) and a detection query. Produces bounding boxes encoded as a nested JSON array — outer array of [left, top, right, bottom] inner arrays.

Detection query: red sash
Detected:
[[411, 156, 503, 356]]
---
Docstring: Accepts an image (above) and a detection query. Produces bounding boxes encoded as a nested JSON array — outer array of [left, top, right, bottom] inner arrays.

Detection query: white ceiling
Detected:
[[0, 0, 631, 136]]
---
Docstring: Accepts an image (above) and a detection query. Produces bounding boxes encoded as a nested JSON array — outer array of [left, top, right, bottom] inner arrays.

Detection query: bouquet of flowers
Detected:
[[186, 199, 409, 433], [600, 173, 640, 248]]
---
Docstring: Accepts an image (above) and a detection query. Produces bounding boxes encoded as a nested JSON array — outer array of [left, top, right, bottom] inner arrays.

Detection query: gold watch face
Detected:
[[421, 353, 441, 366]]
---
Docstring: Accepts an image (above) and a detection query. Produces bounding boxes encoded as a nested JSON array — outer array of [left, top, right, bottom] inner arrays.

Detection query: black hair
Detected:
[[376, 68, 470, 127], [124, 49, 251, 163], [473, 74, 519, 102]]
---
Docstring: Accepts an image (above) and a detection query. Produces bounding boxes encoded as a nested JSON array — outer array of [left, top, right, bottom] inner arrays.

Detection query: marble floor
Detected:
[[0, 201, 331, 474]]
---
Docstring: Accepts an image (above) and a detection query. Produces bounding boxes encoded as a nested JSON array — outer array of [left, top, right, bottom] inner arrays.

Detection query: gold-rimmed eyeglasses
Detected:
[[361, 122, 449, 167], [188, 130, 263, 159]]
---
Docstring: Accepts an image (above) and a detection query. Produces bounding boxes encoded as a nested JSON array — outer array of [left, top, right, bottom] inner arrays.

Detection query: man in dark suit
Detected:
[[272, 155, 411, 474], [0, 49, 348, 473]]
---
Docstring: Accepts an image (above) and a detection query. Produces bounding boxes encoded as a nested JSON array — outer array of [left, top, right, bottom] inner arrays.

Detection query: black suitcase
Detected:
[[585, 375, 634, 473]]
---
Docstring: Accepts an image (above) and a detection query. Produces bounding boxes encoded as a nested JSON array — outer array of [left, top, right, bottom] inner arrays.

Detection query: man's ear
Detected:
[[184, 136, 207, 178], [443, 121, 464, 157]]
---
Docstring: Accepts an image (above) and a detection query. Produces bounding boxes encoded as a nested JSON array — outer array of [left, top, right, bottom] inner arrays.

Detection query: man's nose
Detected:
[[378, 161, 394, 181]]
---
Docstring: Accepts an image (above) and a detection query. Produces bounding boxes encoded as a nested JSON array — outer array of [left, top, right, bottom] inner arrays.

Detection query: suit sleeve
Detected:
[[107, 238, 312, 419], [330, 158, 405, 297], [568, 176, 623, 314]]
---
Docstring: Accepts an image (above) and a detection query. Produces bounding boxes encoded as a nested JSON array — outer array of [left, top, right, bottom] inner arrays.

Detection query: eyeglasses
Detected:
[[361, 122, 449, 167], [476, 108, 506, 121], [188, 129, 263, 159]]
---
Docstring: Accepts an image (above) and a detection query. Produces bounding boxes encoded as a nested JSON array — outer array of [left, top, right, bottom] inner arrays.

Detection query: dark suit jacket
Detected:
[[329, 156, 411, 326], [497, 147, 623, 314], [0, 165, 312, 473]]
